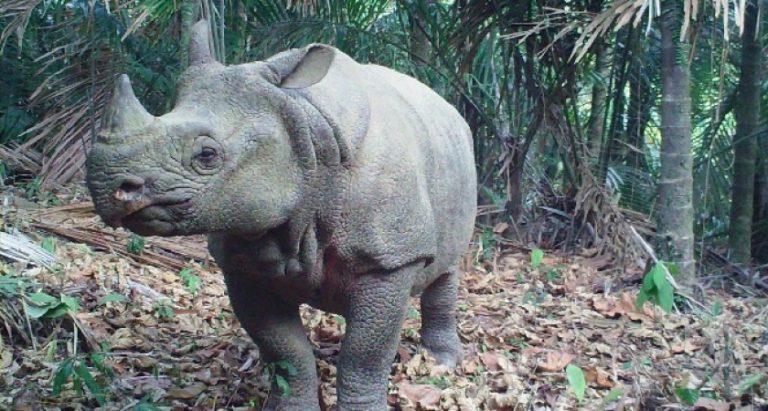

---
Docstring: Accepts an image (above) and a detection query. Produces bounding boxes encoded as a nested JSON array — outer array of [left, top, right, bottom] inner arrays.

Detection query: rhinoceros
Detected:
[[86, 20, 476, 410]]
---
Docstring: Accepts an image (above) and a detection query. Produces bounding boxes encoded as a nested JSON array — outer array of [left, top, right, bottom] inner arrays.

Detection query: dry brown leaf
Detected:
[[583, 365, 615, 388], [538, 351, 574, 372], [166, 382, 207, 399], [397, 381, 443, 409], [671, 338, 703, 355]]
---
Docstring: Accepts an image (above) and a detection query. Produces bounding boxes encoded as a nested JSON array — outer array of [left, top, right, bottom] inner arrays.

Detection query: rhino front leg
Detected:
[[336, 263, 416, 410], [223, 273, 320, 411], [420, 268, 463, 368]]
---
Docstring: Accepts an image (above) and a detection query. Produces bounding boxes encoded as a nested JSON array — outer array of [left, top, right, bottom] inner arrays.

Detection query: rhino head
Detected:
[[87, 20, 337, 237]]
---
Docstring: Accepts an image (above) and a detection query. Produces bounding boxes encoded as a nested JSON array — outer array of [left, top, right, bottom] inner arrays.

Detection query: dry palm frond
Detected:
[[0, 228, 56, 267], [1, 0, 140, 187], [0, 0, 44, 52], [504, 0, 748, 63], [573, 166, 649, 268], [30, 202, 212, 271]]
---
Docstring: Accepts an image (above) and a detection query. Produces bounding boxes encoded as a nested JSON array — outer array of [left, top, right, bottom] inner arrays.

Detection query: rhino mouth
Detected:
[[111, 195, 194, 235]]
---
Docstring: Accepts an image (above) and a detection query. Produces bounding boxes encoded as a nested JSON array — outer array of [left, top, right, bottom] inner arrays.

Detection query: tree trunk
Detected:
[[657, 0, 696, 285], [729, 0, 762, 266], [409, 3, 431, 66], [587, 42, 610, 160], [755, 155, 768, 262], [506, 159, 525, 222], [624, 29, 651, 171], [180, 0, 200, 68]]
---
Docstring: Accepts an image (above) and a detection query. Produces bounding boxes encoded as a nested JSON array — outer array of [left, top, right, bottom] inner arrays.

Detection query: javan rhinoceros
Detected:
[[86, 20, 476, 410]]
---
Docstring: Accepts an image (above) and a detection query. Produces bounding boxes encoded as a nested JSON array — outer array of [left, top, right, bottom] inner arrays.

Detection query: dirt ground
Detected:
[[1, 197, 766, 410]]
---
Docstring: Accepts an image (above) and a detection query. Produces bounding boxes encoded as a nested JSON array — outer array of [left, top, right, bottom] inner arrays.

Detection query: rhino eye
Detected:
[[197, 147, 217, 162], [191, 136, 223, 174]]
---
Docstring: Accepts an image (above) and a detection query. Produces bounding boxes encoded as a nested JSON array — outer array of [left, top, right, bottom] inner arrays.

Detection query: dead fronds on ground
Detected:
[[0, 194, 766, 411]]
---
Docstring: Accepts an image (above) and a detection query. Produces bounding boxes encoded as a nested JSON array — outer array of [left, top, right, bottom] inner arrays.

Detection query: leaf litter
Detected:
[[0, 196, 766, 410]]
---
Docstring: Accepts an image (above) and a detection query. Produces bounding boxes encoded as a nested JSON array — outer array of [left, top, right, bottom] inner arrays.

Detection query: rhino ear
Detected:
[[189, 19, 216, 66], [268, 45, 335, 89]]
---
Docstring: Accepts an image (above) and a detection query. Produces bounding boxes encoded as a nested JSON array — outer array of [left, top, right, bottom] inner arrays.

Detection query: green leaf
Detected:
[[52, 358, 75, 395], [60, 295, 80, 312], [530, 249, 544, 269], [45, 304, 70, 318], [41, 237, 56, 253], [603, 387, 624, 403], [275, 360, 298, 377], [710, 300, 722, 316], [651, 263, 668, 289], [738, 373, 766, 395], [565, 364, 586, 401], [675, 387, 700, 405], [656, 280, 674, 313], [275, 374, 291, 397], [97, 293, 128, 306], [635, 290, 650, 310], [28, 292, 57, 305], [641, 268, 656, 292], [75, 362, 106, 405], [25, 304, 51, 319]]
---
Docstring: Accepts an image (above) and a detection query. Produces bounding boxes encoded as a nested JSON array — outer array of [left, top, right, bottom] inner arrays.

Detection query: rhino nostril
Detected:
[[113, 176, 146, 202]]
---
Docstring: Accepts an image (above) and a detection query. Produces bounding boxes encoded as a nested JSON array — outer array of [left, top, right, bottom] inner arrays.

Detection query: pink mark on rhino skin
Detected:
[[112, 189, 153, 215]]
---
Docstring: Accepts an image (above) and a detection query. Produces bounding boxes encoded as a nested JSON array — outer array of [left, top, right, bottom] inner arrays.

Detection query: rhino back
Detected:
[[321, 59, 476, 280]]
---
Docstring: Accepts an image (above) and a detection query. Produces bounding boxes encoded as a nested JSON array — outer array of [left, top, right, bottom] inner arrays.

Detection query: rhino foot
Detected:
[[422, 331, 463, 368]]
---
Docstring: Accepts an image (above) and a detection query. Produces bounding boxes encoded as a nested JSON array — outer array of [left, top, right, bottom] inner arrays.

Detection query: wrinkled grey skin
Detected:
[[86, 20, 476, 411]]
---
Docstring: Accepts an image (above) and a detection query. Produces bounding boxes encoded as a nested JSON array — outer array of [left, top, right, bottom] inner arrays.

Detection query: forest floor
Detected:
[[0, 192, 767, 411]]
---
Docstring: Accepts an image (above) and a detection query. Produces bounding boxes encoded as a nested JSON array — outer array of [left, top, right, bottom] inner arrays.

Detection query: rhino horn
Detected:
[[103, 74, 153, 132], [189, 19, 216, 66]]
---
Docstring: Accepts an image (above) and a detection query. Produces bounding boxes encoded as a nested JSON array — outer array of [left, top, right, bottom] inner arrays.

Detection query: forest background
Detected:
[[0, 0, 767, 409], [1, 0, 767, 284]]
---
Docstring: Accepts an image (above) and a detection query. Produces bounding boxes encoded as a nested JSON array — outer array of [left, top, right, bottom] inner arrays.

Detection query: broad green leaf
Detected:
[[651, 263, 668, 289], [41, 237, 56, 253], [45, 304, 70, 318], [635, 290, 650, 310], [675, 387, 699, 405], [25, 304, 51, 319], [275, 374, 291, 397], [738, 373, 766, 394], [61, 295, 80, 312], [641, 268, 656, 292], [656, 280, 674, 313], [531, 249, 544, 269], [28, 292, 57, 305], [565, 364, 586, 401]]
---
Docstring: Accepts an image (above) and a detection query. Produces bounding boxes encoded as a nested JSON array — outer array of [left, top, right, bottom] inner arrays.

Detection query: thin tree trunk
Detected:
[[598, 29, 631, 179], [587, 42, 610, 160], [409, 1, 431, 66], [729, 0, 762, 266], [506, 158, 525, 222], [657, 0, 696, 285], [180, 0, 200, 68], [755, 154, 768, 262], [624, 29, 651, 171]]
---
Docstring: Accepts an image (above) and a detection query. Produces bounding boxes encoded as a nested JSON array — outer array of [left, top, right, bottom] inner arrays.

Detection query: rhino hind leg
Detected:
[[223, 273, 321, 411], [420, 268, 463, 368]]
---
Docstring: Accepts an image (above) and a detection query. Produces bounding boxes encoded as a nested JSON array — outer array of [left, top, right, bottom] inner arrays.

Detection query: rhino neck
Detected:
[[279, 94, 351, 278]]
